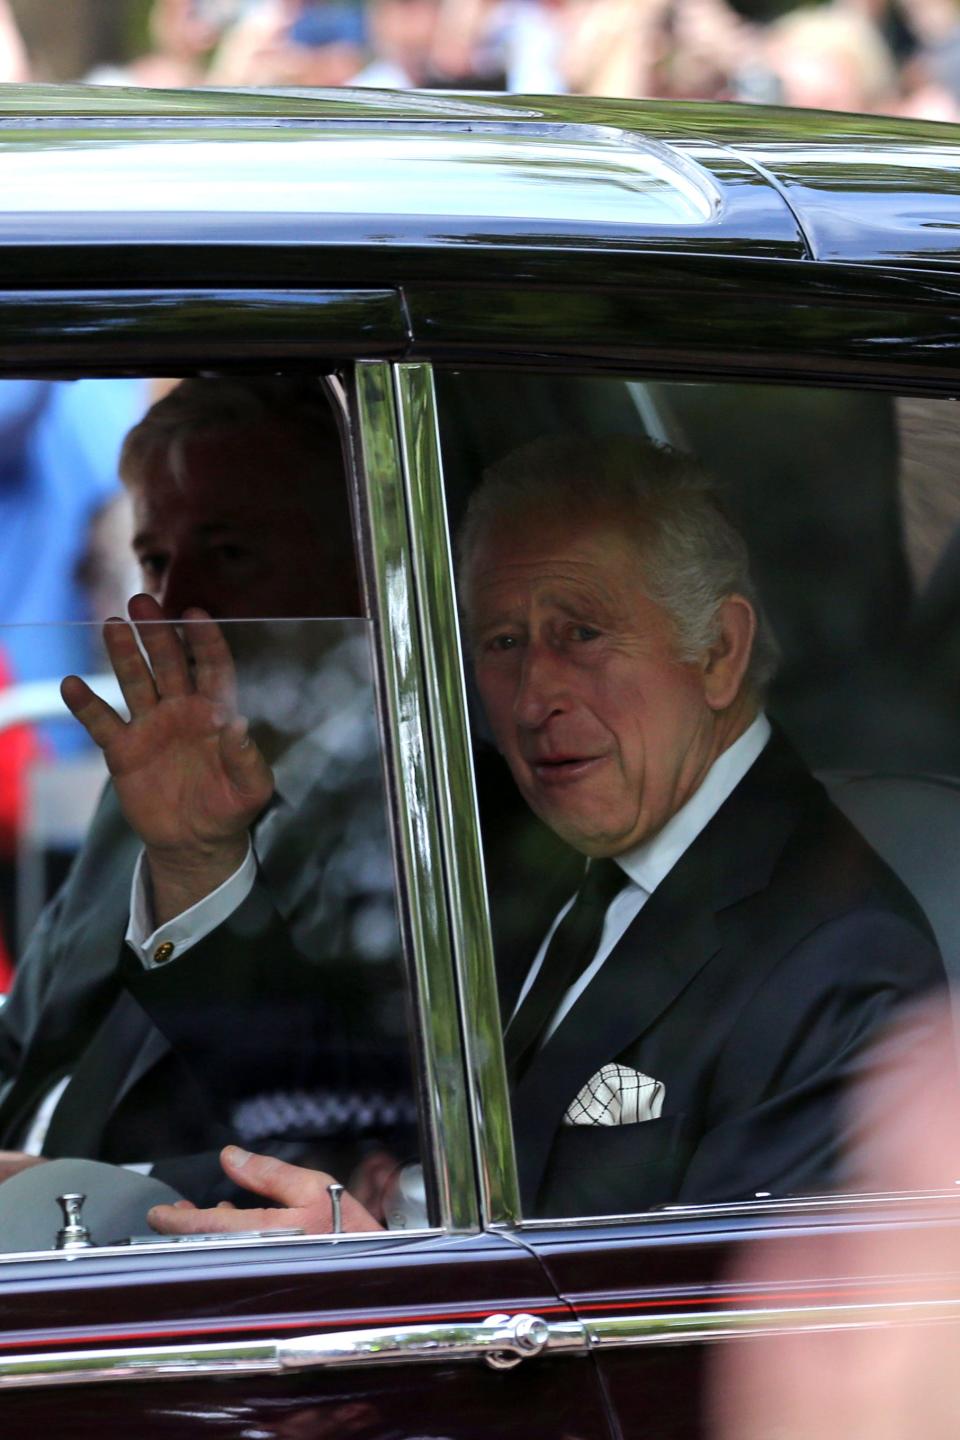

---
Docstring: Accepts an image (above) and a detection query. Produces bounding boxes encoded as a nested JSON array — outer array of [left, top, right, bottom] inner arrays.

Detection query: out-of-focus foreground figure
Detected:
[[0, 0, 27, 81], [710, 997, 960, 1440]]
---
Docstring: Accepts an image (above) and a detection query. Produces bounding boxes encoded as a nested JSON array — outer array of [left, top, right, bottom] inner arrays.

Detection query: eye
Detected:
[[213, 543, 253, 566], [488, 633, 519, 652], [571, 624, 600, 642], [137, 552, 167, 580]]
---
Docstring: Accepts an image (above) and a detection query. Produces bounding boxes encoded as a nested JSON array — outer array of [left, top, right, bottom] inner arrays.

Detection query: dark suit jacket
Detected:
[[486, 732, 951, 1219], [0, 760, 414, 1206]]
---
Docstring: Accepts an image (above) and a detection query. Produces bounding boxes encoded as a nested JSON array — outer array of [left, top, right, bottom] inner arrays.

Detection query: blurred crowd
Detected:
[[2, 0, 960, 118]]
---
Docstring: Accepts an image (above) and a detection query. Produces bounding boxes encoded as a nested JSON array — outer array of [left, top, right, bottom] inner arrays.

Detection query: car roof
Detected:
[[0, 84, 958, 269]]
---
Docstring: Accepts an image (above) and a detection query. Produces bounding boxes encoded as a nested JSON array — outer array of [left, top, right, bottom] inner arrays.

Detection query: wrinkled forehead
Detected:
[[463, 506, 651, 606]]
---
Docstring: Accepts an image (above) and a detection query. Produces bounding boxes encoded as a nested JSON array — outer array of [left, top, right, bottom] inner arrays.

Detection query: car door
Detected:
[[397, 251, 960, 1440], [0, 292, 614, 1440]]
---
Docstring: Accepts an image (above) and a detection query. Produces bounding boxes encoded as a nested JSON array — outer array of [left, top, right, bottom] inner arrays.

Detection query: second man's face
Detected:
[[128, 420, 361, 623], [468, 514, 724, 858]]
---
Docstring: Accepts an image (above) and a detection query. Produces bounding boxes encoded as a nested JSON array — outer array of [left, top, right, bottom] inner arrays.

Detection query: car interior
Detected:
[[434, 368, 960, 984], [0, 366, 956, 1253]]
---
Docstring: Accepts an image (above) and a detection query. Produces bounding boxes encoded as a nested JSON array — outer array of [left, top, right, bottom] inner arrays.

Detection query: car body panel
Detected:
[[0, 289, 408, 371], [0, 123, 803, 262], [0, 1232, 612, 1440], [0, 82, 956, 1438], [1, 86, 959, 269]]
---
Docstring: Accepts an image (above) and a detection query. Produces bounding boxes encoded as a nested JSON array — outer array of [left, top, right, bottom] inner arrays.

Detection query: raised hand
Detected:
[[61, 594, 274, 923], [148, 1146, 383, 1236]]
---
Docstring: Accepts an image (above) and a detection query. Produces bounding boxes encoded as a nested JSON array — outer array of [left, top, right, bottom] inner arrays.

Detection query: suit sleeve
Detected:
[[676, 908, 954, 1204], [121, 873, 347, 1115], [121, 859, 413, 1149], [0, 886, 67, 1090]]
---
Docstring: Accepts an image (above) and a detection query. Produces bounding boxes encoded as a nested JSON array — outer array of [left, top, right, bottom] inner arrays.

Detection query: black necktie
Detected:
[[505, 857, 629, 1083]]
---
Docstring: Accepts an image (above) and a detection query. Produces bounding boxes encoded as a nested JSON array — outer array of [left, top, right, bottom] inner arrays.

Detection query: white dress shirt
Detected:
[[511, 713, 772, 1043]]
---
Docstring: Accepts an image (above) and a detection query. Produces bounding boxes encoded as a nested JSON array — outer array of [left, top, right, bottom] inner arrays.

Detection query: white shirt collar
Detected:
[[615, 712, 771, 896]]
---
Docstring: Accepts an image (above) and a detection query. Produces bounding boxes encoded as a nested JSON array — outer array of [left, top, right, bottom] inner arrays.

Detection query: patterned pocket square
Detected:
[[563, 1063, 665, 1127]]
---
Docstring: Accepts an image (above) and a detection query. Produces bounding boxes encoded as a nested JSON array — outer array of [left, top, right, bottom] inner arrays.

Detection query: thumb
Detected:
[[219, 718, 273, 800]]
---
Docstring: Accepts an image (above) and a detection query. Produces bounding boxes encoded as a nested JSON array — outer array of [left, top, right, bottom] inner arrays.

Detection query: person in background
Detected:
[[0, 0, 28, 82], [85, 0, 228, 87], [350, 0, 445, 88], [763, 5, 899, 111], [206, 0, 366, 87], [0, 379, 147, 756]]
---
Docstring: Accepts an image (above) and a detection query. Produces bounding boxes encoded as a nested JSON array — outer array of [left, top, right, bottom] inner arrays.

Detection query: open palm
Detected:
[[61, 594, 274, 861]]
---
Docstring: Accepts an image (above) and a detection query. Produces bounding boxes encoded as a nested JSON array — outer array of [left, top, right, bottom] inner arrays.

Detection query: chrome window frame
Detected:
[[390, 361, 521, 1227], [388, 357, 960, 1239], [351, 361, 480, 1234], [0, 304, 472, 1261]]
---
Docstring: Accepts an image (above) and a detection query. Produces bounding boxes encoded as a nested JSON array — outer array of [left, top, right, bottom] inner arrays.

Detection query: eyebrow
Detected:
[[132, 522, 245, 550]]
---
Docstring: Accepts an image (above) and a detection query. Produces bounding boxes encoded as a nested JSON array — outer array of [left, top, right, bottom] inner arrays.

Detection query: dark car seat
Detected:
[[822, 771, 960, 984]]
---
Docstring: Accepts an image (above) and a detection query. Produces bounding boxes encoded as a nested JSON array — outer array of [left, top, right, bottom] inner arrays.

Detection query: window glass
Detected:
[[436, 368, 960, 1220], [0, 376, 424, 1255]]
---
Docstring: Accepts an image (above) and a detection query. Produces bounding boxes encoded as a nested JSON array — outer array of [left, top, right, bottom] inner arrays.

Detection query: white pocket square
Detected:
[[563, 1063, 665, 1127]]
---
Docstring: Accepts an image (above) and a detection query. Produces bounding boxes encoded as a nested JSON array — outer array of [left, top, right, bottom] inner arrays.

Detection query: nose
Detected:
[[513, 639, 568, 730]]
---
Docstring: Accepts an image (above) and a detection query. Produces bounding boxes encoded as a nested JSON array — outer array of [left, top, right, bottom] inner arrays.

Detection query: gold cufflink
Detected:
[[153, 941, 175, 964]]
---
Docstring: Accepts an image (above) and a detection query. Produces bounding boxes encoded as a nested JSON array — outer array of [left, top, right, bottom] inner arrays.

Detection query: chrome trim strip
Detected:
[[9, 1294, 960, 1390], [392, 362, 521, 1228], [0, 1226, 444, 1266], [585, 1296, 960, 1349], [507, 1185, 960, 1233], [353, 361, 477, 1234], [0, 1316, 587, 1390]]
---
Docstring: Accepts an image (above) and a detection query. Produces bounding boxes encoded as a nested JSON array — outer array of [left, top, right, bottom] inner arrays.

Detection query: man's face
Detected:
[[469, 514, 726, 857], [129, 419, 360, 621]]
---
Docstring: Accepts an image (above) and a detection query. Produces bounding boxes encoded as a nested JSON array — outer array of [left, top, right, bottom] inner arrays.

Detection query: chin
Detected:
[[538, 807, 623, 857]]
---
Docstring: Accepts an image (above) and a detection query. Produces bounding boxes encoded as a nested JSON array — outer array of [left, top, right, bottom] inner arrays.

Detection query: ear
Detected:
[[701, 595, 756, 711]]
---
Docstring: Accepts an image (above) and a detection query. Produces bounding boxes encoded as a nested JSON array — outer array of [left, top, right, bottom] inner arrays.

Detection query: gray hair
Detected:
[[458, 433, 779, 695], [120, 376, 343, 491]]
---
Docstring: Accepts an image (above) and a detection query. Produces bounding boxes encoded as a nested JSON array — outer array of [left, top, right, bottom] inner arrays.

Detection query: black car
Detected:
[[0, 81, 956, 1439]]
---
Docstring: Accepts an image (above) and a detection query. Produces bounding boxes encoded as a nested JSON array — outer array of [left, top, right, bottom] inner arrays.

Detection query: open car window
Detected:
[[0, 374, 429, 1256], [435, 367, 960, 1222]]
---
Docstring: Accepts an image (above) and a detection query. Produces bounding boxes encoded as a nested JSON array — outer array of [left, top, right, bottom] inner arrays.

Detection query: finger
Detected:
[[220, 1147, 382, 1234], [102, 616, 159, 717], [61, 675, 128, 751], [219, 720, 275, 804], [148, 1201, 275, 1236], [181, 608, 238, 708], [128, 593, 191, 700], [219, 1146, 334, 1208]]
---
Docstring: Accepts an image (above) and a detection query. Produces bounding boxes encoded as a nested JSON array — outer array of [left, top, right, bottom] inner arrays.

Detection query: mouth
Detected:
[[528, 754, 606, 786]]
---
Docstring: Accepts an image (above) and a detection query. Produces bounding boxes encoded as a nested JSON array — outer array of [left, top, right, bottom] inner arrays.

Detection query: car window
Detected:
[[434, 367, 960, 1222], [0, 374, 428, 1255]]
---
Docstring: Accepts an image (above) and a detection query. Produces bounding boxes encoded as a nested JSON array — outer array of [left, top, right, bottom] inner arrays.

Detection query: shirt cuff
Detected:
[[125, 840, 257, 969]]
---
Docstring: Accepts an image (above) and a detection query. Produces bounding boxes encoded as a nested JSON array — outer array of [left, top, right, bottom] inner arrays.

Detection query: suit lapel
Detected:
[[0, 788, 136, 1145], [513, 845, 721, 1206], [511, 729, 814, 1209]]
